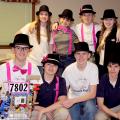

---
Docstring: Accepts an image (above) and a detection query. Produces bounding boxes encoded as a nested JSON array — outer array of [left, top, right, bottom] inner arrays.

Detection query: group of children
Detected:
[[0, 3, 120, 120]]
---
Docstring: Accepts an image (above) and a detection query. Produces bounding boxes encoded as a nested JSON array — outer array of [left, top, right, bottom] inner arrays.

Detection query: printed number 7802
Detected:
[[10, 83, 28, 92]]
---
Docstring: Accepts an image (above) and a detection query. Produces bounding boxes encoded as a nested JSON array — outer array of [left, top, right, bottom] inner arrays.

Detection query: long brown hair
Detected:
[[35, 15, 51, 44], [97, 19, 118, 53]]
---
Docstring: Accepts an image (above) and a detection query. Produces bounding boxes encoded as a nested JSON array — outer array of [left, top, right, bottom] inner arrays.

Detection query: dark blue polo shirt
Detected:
[[97, 73, 120, 108], [36, 75, 67, 107]]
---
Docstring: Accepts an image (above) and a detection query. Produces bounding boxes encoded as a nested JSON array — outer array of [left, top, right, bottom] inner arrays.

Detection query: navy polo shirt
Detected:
[[36, 75, 67, 107], [97, 73, 120, 108]]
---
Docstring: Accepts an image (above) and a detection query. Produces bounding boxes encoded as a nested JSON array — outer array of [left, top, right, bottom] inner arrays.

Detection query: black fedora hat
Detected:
[[41, 53, 61, 66], [101, 9, 118, 20], [9, 34, 33, 48], [108, 53, 120, 65], [58, 9, 74, 21], [36, 5, 52, 16], [79, 4, 96, 15], [74, 42, 91, 53]]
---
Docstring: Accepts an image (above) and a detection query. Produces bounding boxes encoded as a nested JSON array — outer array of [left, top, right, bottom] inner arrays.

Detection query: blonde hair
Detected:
[[97, 19, 118, 53]]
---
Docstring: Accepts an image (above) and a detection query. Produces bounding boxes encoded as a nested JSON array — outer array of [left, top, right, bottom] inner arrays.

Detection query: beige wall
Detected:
[[0, 0, 119, 44], [36, 0, 119, 24], [0, 2, 32, 45]]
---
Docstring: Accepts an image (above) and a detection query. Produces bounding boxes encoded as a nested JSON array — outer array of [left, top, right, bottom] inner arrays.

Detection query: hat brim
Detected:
[[74, 49, 92, 54], [36, 11, 52, 16], [9, 43, 33, 48], [79, 10, 96, 15], [42, 60, 60, 66], [101, 16, 118, 20], [58, 14, 74, 21]]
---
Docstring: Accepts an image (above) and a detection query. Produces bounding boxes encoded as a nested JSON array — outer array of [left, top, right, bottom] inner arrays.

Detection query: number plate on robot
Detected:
[[9, 82, 30, 94]]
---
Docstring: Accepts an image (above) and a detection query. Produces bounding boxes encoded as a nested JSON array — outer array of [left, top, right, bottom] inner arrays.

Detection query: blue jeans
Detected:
[[69, 99, 97, 120]]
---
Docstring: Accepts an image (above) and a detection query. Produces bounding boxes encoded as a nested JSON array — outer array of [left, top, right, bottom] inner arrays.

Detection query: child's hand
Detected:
[[52, 22, 59, 31]]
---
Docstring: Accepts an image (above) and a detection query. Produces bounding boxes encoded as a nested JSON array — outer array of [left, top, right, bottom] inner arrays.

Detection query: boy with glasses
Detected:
[[0, 34, 43, 119]]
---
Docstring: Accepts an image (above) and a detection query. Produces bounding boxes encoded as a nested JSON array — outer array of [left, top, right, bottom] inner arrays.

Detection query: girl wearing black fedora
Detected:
[[96, 9, 120, 78], [16, 5, 52, 74], [50, 9, 79, 75]]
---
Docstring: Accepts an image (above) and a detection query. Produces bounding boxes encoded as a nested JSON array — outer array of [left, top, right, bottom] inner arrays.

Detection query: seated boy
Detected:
[[32, 53, 71, 120], [0, 34, 43, 118], [62, 42, 99, 120], [95, 54, 120, 120]]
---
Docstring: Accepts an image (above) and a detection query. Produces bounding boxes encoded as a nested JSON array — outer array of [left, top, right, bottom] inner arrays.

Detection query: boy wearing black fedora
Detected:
[[50, 9, 79, 74], [0, 34, 42, 117], [32, 53, 71, 120], [73, 4, 101, 62], [62, 42, 99, 120]]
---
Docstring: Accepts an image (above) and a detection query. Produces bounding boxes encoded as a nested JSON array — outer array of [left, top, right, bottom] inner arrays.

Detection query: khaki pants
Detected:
[[95, 105, 120, 120], [31, 107, 69, 120]]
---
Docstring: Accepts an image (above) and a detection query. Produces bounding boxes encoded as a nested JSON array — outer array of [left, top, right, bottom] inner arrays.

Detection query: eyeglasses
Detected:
[[14, 46, 30, 52]]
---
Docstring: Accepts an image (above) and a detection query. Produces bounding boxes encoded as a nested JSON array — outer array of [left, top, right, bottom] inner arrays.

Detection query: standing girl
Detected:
[[96, 9, 120, 77], [17, 5, 52, 73]]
